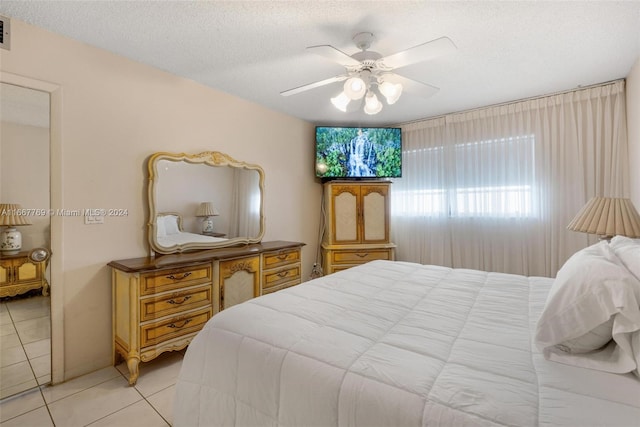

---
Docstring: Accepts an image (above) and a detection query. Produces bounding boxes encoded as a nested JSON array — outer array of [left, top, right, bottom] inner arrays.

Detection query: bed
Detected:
[[156, 212, 228, 247], [174, 237, 640, 426]]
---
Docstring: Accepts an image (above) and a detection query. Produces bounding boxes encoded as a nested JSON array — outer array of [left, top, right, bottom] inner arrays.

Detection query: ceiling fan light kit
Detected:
[[281, 32, 456, 116], [364, 91, 383, 115], [330, 92, 351, 112], [378, 77, 403, 105], [344, 75, 367, 100], [339, 70, 400, 115]]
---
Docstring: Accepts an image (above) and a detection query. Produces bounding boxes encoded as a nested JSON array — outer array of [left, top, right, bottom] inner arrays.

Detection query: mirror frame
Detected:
[[147, 151, 265, 254]]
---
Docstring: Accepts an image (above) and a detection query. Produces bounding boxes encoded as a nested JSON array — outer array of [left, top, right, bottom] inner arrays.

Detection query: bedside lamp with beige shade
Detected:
[[195, 202, 220, 234], [567, 197, 640, 240], [0, 203, 32, 255]]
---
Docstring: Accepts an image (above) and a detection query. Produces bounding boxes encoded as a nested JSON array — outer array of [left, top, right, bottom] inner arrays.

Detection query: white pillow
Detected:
[[164, 215, 180, 235], [554, 316, 614, 354], [609, 235, 640, 281], [156, 216, 167, 238], [535, 241, 640, 375]]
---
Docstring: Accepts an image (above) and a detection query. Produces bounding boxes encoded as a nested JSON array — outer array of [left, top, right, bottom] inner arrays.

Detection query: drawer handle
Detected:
[[277, 271, 290, 278], [355, 253, 369, 258], [166, 272, 192, 281], [276, 254, 289, 261], [167, 318, 192, 329], [167, 295, 192, 305]]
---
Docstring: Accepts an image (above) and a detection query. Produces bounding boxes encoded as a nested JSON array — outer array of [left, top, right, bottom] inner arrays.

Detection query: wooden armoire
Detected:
[[321, 181, 396, 274]]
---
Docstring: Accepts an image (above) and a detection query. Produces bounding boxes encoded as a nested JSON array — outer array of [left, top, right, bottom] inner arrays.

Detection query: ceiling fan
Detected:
[[280, 32, 456, 115]]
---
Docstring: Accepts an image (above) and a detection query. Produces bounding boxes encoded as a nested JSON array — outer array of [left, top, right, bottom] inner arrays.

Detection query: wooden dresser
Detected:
[[322, 181, 396, 273], [0, 249, 50, 298], [108, 240, 304, 385]]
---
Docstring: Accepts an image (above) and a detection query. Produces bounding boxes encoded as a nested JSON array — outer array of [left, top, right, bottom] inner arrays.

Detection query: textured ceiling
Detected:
[[1, 1, 639, 127]]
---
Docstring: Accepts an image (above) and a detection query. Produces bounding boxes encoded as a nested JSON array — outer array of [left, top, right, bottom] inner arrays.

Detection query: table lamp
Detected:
[[567, 197, 640, 240], [196, 202, 220, 234], [0, 203, 32, 255]]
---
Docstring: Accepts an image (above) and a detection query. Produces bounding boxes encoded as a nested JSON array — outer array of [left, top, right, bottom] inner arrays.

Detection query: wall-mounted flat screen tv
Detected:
[[315, 126, 402, 179]]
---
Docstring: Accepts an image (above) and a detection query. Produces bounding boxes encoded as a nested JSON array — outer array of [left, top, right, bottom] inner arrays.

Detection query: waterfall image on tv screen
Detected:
[[315, 127, 402, 178]]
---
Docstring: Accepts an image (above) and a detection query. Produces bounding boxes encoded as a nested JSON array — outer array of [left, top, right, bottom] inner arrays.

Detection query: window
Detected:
[[393, 134, 535, 218]]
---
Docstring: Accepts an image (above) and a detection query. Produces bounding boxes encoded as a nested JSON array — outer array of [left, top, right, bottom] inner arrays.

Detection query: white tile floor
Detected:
[[1, 293, 182, 426], [0, 349, 183, 426], [1, 295, 51, 400]]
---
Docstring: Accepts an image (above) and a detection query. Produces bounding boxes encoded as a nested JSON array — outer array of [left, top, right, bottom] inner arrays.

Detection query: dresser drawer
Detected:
[[262, 265, 301, 291], [331, 265, 353, 273], [140, 306, 212, 348], [331, 248, 392, 264], [140, 264, 212, 296], [262, 248, 300, 269], [140, 285, 212, 322]]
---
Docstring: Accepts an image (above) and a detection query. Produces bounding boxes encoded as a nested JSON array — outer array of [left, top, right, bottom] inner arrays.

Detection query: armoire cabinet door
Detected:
[[328, 182, 390, 245], [361, 184, 389, 243], [332, 185, 360, 243]]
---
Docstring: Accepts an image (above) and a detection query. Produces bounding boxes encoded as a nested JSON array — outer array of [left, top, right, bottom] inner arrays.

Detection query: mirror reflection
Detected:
[[0, 82, 51, 399], [148, 152, 265, 254]]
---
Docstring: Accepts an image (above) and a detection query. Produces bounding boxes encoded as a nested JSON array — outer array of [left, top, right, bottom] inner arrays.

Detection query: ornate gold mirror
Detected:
[[147, 151, 265, 254]]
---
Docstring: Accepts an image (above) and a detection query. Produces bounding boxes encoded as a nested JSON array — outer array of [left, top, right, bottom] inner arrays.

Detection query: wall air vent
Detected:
[[0, 15, 10, 51]]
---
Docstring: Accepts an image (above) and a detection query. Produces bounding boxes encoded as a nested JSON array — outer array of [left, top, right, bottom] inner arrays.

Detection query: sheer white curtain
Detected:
[[229, 169, 261, 238], [393, 80, 628, 277]]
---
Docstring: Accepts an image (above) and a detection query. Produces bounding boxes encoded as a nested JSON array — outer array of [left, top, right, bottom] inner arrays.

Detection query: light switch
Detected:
[[84, 215, 104, 225]]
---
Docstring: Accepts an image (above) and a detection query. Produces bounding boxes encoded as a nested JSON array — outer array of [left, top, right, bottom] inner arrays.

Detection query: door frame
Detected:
[[1, 71, 64, 384]]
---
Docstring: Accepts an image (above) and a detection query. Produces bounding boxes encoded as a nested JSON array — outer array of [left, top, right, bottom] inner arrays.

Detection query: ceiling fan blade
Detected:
[[393, 74, 440, 99], [380, 37, 456, 69], [280, 75, 348, 97], [306, 45, 361, 67]]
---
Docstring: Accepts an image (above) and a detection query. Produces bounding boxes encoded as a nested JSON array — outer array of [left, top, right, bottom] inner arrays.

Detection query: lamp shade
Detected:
[[0, 203, 32, 226], [567, 197, 640, 238], [195, 202, 219, 217]]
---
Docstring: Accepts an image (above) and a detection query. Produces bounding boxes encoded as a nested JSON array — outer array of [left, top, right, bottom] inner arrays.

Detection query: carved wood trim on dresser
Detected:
[[108, 240, 304, 385]]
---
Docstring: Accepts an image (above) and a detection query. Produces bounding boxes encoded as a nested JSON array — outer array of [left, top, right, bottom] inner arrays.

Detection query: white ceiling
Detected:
[[1, 1, 639, 127]]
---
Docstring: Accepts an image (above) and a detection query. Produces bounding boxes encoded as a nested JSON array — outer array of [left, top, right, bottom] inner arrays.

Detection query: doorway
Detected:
[[0, 82, 51, 398]]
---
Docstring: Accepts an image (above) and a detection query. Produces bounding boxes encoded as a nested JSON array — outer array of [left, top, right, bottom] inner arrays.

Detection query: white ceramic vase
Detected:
[[202, 217, 214, 233], [0, 227, 22, 255]]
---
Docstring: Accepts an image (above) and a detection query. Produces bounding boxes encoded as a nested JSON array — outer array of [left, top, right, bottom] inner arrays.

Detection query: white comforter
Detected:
[[174, 260, 640, 426], [157, 231, 227, 247]]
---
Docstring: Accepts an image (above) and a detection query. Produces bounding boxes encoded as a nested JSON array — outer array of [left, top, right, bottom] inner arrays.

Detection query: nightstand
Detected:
[[0, 248, 51, 297]]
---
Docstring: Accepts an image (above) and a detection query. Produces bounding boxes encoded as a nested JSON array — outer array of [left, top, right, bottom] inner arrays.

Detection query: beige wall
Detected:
[[0, 19, 320, 381], [0, 119, 50, 249], [627, 56, 640, 206]]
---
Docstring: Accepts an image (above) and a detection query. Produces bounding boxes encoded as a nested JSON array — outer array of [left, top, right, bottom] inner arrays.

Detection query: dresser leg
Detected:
[[126, 356, 140, 386]]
